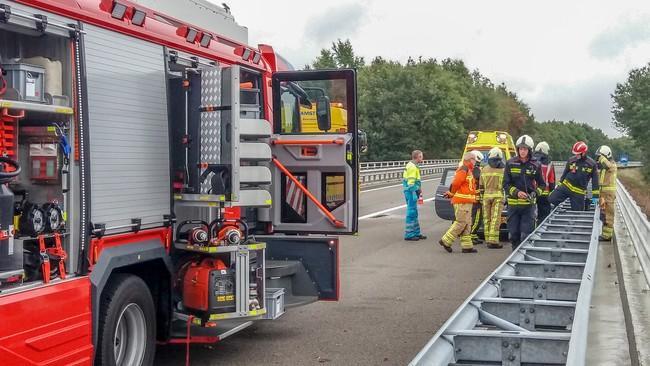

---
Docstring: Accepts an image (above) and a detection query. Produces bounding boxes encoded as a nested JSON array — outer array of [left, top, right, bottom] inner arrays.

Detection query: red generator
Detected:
[[183, 258, 235, 314]]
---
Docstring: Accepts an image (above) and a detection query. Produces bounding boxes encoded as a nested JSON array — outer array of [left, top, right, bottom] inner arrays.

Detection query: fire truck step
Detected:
[[169, 319, 254, 342], [266, 260, 319, 308]]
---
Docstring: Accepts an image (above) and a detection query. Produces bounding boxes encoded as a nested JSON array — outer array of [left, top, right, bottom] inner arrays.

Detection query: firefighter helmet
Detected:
[[596, 145, 613, 160], [516, 135, 534, 150], [535, 141, 550, 155], [470, 150, 484, 163], [572, 141, 588, 155], [488, 147, 503, 159]]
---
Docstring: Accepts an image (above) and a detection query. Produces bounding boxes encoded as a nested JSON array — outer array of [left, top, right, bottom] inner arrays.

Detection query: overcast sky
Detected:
[[224, 0, 650, 137]]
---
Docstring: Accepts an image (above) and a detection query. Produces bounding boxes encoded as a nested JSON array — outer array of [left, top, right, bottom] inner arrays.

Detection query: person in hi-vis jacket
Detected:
[[403, 150, 426, 241]]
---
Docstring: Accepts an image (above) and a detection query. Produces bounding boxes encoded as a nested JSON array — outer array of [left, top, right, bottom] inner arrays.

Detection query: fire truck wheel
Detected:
[[96, 274, 156, 366]]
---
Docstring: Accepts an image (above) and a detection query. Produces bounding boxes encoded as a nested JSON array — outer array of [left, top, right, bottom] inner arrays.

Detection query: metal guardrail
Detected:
[[409, 201, 600, 366], [616, 179, 650, 287], [359, 160, 641, 185], [618, 161, 643, 168], [359, 162, 458, 184], [360, 159, 458, 170]]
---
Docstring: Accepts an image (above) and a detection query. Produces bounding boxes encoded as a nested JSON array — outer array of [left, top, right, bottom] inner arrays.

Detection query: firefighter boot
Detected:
[[438, 240, 452, 253]]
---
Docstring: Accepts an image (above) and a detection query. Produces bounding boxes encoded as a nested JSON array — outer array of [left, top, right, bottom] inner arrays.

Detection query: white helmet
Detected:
[[516, 135, 534, 150], [535, 141, 550, 155], [596, 145, 613, 160], [470, 150, 484, 163], [488, 147, 503, 159]]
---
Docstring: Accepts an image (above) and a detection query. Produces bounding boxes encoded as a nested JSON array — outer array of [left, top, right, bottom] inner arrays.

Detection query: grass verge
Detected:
[[618, 168, 650, 219]]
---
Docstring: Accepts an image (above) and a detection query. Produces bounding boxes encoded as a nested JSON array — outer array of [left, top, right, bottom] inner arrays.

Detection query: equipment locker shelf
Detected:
[[0, 99, 73, 115], [174, 241, 267, 325]]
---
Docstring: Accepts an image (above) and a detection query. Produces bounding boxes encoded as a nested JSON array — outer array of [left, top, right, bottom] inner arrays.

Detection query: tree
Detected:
[[311, 49, 337, 69], [613, 63, 650, 178], [307, 39, 627, 163], [310, 39, 365, 70]]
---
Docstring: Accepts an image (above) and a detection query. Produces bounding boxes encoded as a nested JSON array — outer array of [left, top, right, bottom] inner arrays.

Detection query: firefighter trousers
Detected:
[[441, 203, 473, 249], [482, 197, 503, 244], [404, 190, 421, 239], [471, 203, 482, 241], [507, 204, 535, 251], [537, 195, 551, 225], [549, 185, 585, 211], [600, 191, 616, 240]]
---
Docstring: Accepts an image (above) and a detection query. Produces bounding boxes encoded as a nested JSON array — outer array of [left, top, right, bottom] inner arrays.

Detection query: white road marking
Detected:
[[361, 177, 441, 193], [359, 197, 436, 220]]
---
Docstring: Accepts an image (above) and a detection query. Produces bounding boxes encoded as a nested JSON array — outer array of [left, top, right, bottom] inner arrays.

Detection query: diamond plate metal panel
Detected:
[[200, 67, 222, 194]]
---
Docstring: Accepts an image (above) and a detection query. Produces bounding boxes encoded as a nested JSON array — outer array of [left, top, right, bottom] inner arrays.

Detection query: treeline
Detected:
[[613, 64, 650, 179], [308, 40, 641, 163]]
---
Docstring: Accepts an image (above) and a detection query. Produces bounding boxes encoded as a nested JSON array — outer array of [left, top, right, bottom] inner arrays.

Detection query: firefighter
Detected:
[[439, 152, 478, 253], [596, 145, 617, 241], [403, 150, 426, 241], [532, 141, 556, 224], [504, 135, 546, 250], [480, 147, 505, 248], [548, 141, 599, 211], [469, 150, 484, 245]]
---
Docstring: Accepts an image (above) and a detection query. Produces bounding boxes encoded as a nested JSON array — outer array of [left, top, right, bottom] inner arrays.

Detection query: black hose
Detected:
[[175, 220, 209, 242], [0, 157, 20, 184]]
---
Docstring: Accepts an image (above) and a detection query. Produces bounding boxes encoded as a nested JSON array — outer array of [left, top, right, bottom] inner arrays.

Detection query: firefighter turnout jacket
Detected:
[[558, 156, 600, 198], [503, 156, 546, 206], [598, 155, 617, 194], [450, 161, 477, 204], [481, 163, 505, 199]]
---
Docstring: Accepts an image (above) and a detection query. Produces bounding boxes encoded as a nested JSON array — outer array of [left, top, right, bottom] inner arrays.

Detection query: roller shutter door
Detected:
[[84, 24, 170, 231]]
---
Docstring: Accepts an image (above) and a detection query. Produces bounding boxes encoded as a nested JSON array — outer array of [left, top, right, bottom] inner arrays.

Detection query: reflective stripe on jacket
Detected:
[[450, 162, 477, 204], [480, 166, 504, 199], [599, 156, 617, 192], [503, 155, 546, 206], [559, 156, 600, 198]]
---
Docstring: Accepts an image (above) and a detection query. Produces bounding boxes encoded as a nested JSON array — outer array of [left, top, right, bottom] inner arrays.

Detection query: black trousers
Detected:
[[548, 185, 585, 211], [507, 204, 535, 250], [537, 195, 551, 225]]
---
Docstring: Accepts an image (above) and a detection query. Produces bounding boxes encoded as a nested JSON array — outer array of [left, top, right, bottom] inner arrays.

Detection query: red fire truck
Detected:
[[0, 0, 359, 364]]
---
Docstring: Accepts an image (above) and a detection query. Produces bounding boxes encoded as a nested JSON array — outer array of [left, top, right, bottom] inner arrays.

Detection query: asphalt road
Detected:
[[156, 179, 511, 366]]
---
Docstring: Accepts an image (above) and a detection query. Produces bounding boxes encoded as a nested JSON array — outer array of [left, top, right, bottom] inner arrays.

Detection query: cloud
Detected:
[[304, 3, 367, 45], [589, 14, 650, 59], [521, 76, 622, 137]]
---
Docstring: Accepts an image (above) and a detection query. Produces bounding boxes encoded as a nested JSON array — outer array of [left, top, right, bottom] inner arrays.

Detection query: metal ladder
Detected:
[[410, 201, 601, 366]]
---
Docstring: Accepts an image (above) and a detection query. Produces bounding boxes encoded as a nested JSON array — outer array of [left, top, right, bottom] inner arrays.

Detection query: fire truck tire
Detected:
[[95, 274, 156, 366]]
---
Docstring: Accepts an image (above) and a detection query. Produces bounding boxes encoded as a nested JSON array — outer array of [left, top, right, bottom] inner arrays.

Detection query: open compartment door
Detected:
[[270, 69, 358, 234]]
